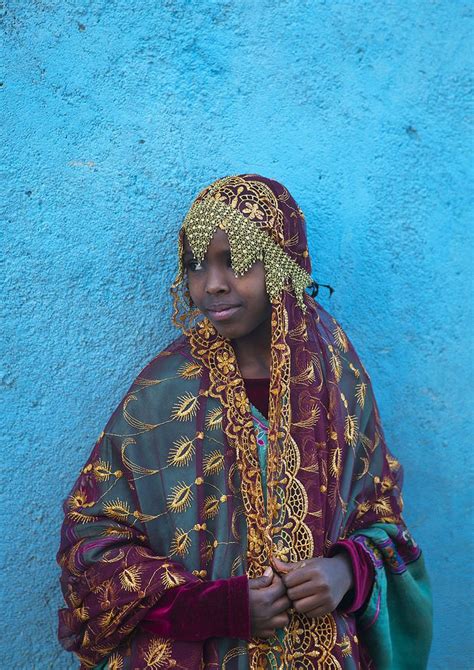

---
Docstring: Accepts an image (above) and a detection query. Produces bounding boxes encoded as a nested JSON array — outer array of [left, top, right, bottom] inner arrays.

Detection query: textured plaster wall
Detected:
[[2, 1, 472, 667]]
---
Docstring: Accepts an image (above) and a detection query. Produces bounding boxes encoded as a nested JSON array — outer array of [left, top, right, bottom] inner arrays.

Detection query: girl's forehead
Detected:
[[183, 228, 230, 255]]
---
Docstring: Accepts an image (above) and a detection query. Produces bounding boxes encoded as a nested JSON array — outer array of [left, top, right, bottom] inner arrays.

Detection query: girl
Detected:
[[58, 174, 432, 669]]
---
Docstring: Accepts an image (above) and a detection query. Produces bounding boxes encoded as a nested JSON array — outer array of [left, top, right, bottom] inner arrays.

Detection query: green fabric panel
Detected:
[[353, 524, 433, 670]]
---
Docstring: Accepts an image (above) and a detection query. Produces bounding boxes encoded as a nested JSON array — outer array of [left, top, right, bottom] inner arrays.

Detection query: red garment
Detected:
[[142, 575, 250, 641], [243, 377, 270, 418], [329, 540, 375, 613]]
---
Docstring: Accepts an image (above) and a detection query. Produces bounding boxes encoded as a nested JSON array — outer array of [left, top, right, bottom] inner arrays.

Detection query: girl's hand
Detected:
[[272, 554, 353, 619], [248, 567, 291, 638]]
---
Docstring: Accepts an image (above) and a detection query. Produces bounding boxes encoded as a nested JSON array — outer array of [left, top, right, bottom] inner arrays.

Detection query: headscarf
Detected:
[[172, 173, 403, 560]]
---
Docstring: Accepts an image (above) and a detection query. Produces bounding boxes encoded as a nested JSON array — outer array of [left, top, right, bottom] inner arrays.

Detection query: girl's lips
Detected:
[[207, 305, 241, 321]]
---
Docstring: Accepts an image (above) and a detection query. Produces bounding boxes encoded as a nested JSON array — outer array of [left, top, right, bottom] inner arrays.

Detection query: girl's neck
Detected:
[[231, 317, 271, 379]]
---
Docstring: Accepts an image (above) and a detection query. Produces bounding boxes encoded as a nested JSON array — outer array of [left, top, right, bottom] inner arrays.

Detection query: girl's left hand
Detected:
[[272, 554, 354, 618]]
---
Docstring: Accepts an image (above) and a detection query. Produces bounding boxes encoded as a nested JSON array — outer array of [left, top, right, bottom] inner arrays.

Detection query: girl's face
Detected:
[[183, 228, 272, 341]]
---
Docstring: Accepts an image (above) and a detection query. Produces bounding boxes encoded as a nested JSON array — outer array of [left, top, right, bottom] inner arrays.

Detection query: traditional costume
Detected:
[[58, 175, 432, 669]]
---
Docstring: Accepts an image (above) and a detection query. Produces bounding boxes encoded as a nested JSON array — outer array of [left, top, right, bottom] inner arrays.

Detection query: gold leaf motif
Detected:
[[329, 348, 342, 382], [387, 453, 400, 471], [171, 393, 199, 421], [205, 406, 223, 430], [381, 476, 394, 493], [161, 565, 185, 589], [92, 460, 113, 481], [106, 653, 124, 670], [68, 488, 89, 510], [67, 488, 97, 523], [292, 402, 320, 428], [102, 526, 135, 539], [68, 590, 81, 609], [203, 450, 225, 475], [203, 495, 220, 519], [372, 496, 393, 515], [178, 361, 203, 379], [119, 566, 142, 592], [167, 482, 193, 513], [290, 362, 315, 385], [170, 528, 191, 557], [339, 634, 352, 656], [73, 603, 89, 622], [349, 362, 361, 377], [98, 608, 117, 630], [143, 637, 173, 668], [167, 436, 195, 467], [344, 414, 359, 447], [355, 382, 367, 409], [330, 447, 342, 478], [95, 579, 117, 609], [67, 509, 97, 524], [103, 499, 131, 522], [288, 319, 308, 341], [333, 324, 349, 352], [201, 541, 214, 565]]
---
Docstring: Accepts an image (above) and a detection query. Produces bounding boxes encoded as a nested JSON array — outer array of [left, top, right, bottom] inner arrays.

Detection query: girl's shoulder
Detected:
[[134, 333, 197, 384], [103, 333, 203, 438]]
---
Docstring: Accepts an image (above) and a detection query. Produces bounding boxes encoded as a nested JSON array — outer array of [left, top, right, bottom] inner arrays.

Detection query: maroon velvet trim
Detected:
[[243, 377, 270, 419], [329, 539, 375, 613], [141, 575, 250, 641]]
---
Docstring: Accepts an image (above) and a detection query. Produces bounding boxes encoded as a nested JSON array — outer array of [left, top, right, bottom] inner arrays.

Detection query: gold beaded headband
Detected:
[[177, 195, 313, 311]]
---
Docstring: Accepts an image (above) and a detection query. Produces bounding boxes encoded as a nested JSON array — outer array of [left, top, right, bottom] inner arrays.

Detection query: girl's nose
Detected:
[[205, 265, 230, 295]]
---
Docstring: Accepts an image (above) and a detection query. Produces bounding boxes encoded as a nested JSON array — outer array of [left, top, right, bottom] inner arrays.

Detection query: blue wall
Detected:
[[2, 2, 472, 667]]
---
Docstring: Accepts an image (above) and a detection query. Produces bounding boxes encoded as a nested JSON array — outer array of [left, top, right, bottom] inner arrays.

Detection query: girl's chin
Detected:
[[212, 323, 239, 339]]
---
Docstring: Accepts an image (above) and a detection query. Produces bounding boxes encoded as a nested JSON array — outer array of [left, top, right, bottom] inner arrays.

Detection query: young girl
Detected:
[[57, 174, 432, 669]]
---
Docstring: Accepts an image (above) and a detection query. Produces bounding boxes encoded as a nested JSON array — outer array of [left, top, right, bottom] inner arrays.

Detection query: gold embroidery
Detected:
[[119, 566, 142, 592], [283, 613, 342, 670], [170, 392, 200, 421], [187, 297, 341, 669], [143, 637, 173, 668], [167, 436, 196, 467], [167, 482, 194, 513]]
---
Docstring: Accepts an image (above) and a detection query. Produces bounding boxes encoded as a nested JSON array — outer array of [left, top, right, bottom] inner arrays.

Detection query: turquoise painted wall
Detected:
[[2, 2, 472, 667]]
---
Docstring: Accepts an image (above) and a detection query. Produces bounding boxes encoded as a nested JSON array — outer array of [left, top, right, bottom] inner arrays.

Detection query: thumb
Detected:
[[250, 566, 273, 588], [272, 557, 294, 574]]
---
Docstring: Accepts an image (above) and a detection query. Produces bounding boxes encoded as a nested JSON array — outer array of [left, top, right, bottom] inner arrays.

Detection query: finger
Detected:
[[267, 577, 287, 600], [282, 565, 313, 588], [272, 557, 293, 575], [249, 567, 273, 590], [287, 581, 322, 602], [269, 613, 290, 629], [271, 594, 292, 613], [293, 595, 330, 615], [272, 557, 308, 574]]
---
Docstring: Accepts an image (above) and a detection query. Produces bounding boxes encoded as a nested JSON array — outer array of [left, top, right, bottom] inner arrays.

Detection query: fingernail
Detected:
[[264, 567, 272, 577]]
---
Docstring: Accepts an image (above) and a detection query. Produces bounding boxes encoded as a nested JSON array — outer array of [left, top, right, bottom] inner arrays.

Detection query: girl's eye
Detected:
[[187, 260, 203, 272]]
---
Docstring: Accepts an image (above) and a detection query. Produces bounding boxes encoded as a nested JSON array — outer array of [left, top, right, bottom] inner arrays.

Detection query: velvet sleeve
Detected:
[[57, 433, 208, 667], [329, 539, 375, 613], [142, 575, 250, 641]]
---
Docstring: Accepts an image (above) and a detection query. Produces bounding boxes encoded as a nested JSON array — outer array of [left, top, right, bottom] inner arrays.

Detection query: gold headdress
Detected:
[[171, 175, 313, 330]]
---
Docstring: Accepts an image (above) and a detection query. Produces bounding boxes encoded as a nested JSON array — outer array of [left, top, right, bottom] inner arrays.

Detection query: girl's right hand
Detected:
[[248, 567, 291, 638]]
